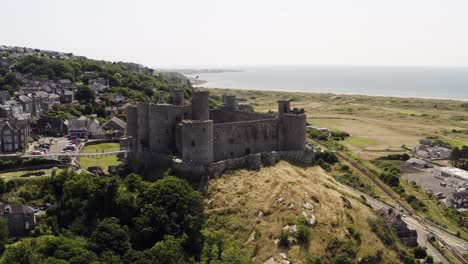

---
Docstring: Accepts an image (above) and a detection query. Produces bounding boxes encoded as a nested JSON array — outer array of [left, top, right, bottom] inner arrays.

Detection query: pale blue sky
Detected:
[[2, 0, 468, 67]]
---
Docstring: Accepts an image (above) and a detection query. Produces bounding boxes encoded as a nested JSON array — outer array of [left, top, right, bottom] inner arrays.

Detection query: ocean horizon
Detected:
[[187, 66, 468, 101]]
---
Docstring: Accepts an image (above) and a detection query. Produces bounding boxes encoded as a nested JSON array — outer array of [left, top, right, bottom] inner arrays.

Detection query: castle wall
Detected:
[[181, 120, 214, 165], [209, 109, 275, 124], [148, 104, 191, 154], [213, 119, 278, 161]]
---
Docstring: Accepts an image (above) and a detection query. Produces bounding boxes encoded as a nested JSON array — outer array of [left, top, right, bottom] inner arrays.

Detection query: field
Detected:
[[79, 143, 121, 172], [206, 161, 403, 263], [205, 88, 468, 159]]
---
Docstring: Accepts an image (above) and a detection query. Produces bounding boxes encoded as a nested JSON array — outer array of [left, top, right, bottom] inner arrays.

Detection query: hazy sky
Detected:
[[2, 0, 468, 67]]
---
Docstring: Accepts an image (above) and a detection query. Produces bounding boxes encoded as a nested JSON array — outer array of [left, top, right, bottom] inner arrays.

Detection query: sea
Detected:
[[187, 66, 468, 100]]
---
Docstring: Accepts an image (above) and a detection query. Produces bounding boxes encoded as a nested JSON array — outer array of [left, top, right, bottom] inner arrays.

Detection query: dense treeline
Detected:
[[0, 171, 204, 263], [450, 146, 468, 170], [13, 55, 191, 94]]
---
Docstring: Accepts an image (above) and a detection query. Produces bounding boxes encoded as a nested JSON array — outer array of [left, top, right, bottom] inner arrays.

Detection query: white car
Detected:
[[31, 150, 45, 155]]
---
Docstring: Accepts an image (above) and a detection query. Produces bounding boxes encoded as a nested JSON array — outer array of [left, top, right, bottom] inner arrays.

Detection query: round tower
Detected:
[[224, 95, 239, 111], [280, 113, 306, 151], [191, 91, 209, 120], [181, 120, 213, 165], [126, 105, 138, 138]]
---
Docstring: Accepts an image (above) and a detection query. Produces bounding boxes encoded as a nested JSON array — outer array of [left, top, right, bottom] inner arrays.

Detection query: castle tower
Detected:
[[181, 120, 214, 165], [191, 91, 209, 120], [279, 112, 306, 151], [223, 95, 239, 111], [137, 102, 149, 148], [170, 88, 184, 105], [277, 99, 291, 120], [126, 105, 138, 138]]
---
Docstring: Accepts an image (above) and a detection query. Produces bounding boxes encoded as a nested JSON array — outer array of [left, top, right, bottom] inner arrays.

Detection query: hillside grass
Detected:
[[205, 161, 404, 263]]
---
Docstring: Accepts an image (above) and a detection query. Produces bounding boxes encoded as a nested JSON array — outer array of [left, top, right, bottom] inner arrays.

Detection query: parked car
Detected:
[[63, 145, 76, 151], [31, 150, 45, 155]]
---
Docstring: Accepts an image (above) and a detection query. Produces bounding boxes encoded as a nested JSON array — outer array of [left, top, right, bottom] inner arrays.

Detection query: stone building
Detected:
[[445, 191, 468, 208], [124, 90, 310, 175], [0, 203, 36, 236], [0, 117, 30, 153], [59, 90, 74, 104], [35, 116, 68, 137], [68, 116, 103, 139], [413, 145, 451, 160], [103, 116, 127, 134], [17, 95, 33, 114], [377, 208, 418, 247], [0, 91, 11, 103]]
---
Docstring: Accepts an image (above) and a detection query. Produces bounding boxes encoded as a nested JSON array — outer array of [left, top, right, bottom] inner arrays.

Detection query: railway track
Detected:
[[312, 140, 468, 263]]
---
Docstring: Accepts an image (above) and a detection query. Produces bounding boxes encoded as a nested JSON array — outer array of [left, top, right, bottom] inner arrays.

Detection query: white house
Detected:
[[68, 116, 103, 139]]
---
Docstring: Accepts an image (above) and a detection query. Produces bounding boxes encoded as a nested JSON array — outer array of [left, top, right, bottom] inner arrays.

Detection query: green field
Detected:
[[79, 143, 121, 173], [345, 136, 379, 148]]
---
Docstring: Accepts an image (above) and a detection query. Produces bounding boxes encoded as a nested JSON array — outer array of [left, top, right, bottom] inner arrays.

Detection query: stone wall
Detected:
[[148, 104, 190, 154], [180, 120, 214, 165], [213, 118, 279, 161], [173, 149, 315, 193], [209, 109, 275, 124]]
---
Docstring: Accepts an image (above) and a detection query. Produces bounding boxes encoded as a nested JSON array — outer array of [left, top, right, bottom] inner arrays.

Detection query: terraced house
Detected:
[[0, 117, 30, 153]]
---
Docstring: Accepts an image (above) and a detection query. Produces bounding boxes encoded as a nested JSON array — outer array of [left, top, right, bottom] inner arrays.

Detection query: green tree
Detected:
[[75, 85, 95, 103], [132, 176, 204, 258], [412, 246, 427, 259], [124, 173, 143, 192], [0, 217, 8, 253], [145, 235, 187, 264], [0, 241, 35, 264], [89, 217, 131, 256]]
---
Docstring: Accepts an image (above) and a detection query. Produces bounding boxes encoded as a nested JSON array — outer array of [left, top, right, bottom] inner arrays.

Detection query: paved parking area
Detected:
[[402, 167, 457, 197], [47, 137, 70, 154]]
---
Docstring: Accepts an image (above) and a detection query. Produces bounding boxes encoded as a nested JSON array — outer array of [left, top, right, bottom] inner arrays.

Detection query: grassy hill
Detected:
[[204, 161, 409, 263]]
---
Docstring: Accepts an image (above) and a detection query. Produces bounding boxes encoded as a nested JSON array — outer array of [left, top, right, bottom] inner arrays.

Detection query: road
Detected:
[[312, 139, 468, 263]]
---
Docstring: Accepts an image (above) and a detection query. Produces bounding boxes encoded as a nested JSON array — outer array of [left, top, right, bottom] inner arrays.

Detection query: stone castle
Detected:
[[124, 89, 312, 176]]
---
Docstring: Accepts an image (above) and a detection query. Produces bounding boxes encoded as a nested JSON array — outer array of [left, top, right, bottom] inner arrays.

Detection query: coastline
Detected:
[[193, 84, 468, 102]]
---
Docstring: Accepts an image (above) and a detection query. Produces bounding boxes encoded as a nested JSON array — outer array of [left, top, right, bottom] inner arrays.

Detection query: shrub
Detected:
[[412, 246, 427, 259], [279, 230, 289, 248], [369, 218, 395, 246], [296, 225, 311, 245], [347, 227, 361, 243]]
